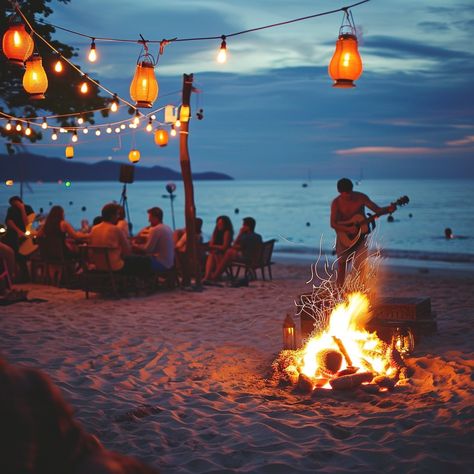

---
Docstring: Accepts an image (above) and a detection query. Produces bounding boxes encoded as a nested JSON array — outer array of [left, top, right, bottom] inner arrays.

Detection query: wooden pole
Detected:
[[179, 73, 201, 287]]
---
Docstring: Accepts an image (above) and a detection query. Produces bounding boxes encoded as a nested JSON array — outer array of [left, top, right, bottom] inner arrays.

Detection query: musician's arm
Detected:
[[364, 196, 395, 214], [6, 218, 25, 238]]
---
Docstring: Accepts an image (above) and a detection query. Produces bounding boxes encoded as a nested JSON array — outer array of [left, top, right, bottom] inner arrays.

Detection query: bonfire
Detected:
[[272, 255, 412, 394]]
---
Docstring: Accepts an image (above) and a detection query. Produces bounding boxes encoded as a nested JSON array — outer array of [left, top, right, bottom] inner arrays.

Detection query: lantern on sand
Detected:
[[23, 53, 48, 99], [2, 22, 34, 65], [128, 149, 140, 163], [154, 129, 169, 147], [282, 314, 296, 350], [129, 43, 158, 108], [328, 9, 363, 88], [65, 146, 74, 159]]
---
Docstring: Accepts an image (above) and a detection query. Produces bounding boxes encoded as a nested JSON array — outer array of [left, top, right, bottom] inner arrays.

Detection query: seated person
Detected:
[[89, 203, 131, 272], [116, 205, 130, 239], [206, 216, 262, 282], [203, 215, 234, 281], [36, 205, 89, 261], [132, 207, 174, 272]]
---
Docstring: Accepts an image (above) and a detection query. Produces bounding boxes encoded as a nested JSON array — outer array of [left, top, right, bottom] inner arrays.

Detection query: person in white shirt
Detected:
[[132, 207, 174, 271]]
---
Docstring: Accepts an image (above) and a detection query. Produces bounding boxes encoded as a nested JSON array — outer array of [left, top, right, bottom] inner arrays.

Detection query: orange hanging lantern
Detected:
[[65, 146, 74, 159], [130, 60, 158, 108], [128, 149, 140, 163], [2, 23, 34, 66], [328, 10, 363, 88], [22, 53, 48, 99], [154, 128, 169, 147]]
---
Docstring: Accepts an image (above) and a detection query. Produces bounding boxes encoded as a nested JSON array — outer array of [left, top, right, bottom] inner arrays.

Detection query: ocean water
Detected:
[[1, 179, 473, 263]]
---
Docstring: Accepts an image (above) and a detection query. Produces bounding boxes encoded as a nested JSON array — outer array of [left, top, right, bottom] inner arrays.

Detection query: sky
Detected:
[[2, 0, 474, 179]]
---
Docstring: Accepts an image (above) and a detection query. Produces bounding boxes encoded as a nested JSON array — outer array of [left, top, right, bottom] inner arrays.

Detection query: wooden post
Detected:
[[179, 73, 201, 287]]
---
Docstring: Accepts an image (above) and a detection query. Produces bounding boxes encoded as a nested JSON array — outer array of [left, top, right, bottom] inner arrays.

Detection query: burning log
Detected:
[[332, 336, 353, 367], [315, 349, 342, 378], [373, 375, 396, 390], [297, 373, 314, 393], [329, 371, 373, 390], [270, 350, 300, 386]]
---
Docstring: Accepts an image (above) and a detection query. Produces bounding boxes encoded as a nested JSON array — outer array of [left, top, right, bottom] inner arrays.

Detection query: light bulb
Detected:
[[170, 125, 177, 137], [51, 130, 58, 140], [72, 132, 78, 142], [54, 59, 63, 73], [16, 122, 22, 132], [80, 81, 88, 94], [5, 121, 12, 131], [115, 127, 120, 133], [95, 129, 101, 136], [120, 124, 126, 130], [110, 93, 119, 112], [133, 112, 140, 125], [60, 127, 67, 133], [83, 127, 89, 134], [106, 127, 112, 134], [25, 123, 32, 136], [146, 119, 153, 132], [77, 117, 84, 125], [88, 39, 97, 62], [175, 119, 181, 128], [217, 37, 227, 63], [41, 117, 48, 129]]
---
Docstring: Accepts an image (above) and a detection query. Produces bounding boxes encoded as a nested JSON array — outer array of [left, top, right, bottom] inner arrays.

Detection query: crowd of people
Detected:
[[0, 196, 264, 294]]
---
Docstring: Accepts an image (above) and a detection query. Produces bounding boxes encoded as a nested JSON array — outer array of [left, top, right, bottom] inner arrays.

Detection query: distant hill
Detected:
[[0, 153, 233, 182]]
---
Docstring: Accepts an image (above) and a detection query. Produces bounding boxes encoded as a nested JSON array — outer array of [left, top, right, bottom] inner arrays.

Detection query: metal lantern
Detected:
[[154, 128, 169, 147], [2, 23, 34, 66], [282, 314, 296, 350], [129, 60, 158, 108], [328, 33, 363, 88], [328, 10, 363, 88], [128, 149, 140, 163], [65, 145, 74, 159], [23, 53, 48, 99]]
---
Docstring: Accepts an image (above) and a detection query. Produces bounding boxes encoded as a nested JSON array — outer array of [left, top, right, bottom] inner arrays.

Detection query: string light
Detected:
[[51, 129, 58, 140], [217, 35, 227, 63], [77, 116, 84, 124], [133, 110, 140, 125], [120, 124, 126, 129], [88, 38, 97, 62], [170, 124, 177, 136], [106, 127, 112, 133], [80, 80, 89, 94], [16, 122, 22, 132], [114, 127, 120, 133], [5, 120, 12, 131], [83, 127, 88, 134], [41, 117, 48, 129], [53, 53, 63, 73], [174, 118, 181, 128], [71, 130, 78, 142], [24, 122, 32, 136], [146, 118, 153, 132], [95, 129, 101, 136], [110, 93, 119, 112]]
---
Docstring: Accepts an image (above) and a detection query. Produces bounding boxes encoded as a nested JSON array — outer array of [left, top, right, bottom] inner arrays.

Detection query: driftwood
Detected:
[[329, 371, 374, 390]]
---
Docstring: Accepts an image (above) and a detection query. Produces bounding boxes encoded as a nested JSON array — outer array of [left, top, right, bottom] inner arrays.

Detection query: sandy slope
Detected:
[[1, 261, 473, 473]]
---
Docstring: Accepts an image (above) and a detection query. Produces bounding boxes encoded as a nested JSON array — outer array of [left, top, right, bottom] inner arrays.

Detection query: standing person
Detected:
[[3, 196, 34, 282], [132, 207, 174, 272], [206, 217, 262, 282], [203, 215, 234, 281], [175, 217, 204, 287], [330, 178, 396, 288]]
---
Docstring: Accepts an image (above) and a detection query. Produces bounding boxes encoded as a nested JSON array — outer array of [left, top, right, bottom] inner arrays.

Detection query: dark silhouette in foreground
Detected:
[[0, 358, 159, 474]]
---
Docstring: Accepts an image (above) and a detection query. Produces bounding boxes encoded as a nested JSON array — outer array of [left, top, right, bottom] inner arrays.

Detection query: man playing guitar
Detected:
[[330, 178, 396, 288]]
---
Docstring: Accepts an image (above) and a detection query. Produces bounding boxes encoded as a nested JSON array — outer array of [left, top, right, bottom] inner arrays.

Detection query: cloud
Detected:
[[335, 146, 437, 156], [446, 135, 474, 146]]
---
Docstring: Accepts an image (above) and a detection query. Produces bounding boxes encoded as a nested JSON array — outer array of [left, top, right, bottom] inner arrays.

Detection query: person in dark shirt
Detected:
[[205, 216, 262, 282], [4, 196, 34, 282]]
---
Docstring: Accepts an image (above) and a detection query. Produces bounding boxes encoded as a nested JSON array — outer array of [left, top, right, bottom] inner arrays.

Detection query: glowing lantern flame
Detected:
[[2, 23, 34, 65], [23, 54, 48, 99], [328, 33, 363, 88], [130, 61, 158, 108]]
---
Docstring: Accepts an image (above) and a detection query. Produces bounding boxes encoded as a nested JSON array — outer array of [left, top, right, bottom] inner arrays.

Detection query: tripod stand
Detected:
[[119, 184, 133, 236]]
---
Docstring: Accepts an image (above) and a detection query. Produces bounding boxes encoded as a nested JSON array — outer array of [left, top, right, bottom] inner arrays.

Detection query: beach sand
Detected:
[[1, 258, 472, 473]]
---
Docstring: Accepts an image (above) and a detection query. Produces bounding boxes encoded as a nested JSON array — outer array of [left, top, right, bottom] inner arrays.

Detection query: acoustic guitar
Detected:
[[337, 196, 410, 250], [18, 212, 39, 256]]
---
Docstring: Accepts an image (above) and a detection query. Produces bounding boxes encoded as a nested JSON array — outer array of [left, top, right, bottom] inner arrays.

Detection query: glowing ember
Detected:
[[273, 292, 407, 392]]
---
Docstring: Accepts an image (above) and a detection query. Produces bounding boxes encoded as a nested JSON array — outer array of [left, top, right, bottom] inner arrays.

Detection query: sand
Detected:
[[1, 258, 473, 473]]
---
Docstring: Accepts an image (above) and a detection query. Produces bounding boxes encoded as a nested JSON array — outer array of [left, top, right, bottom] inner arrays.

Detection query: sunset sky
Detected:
[[2, 0, 473, 179]]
